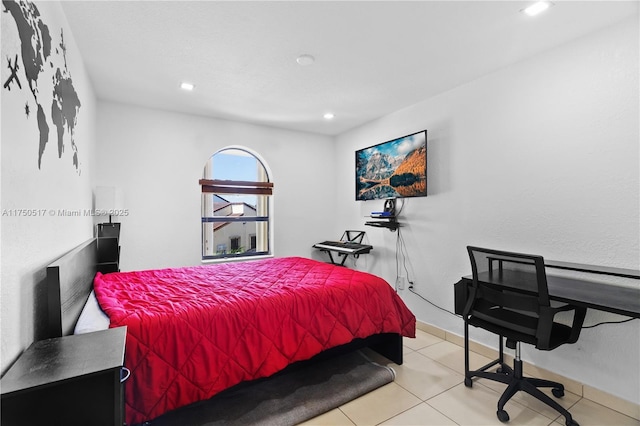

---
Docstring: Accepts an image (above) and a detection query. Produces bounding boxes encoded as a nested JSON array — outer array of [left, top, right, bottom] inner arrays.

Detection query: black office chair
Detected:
[[463, 246, 587, 426]]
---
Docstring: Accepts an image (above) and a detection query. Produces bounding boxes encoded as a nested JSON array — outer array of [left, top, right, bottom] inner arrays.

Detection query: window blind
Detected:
[[199, 179, 273, 196]]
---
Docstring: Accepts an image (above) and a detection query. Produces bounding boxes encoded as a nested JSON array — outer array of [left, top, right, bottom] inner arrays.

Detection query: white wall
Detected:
[[95, 102, 336, 271], [1, 1, 97, 372], [336, 17, 639, 404], [3, 0, 636, 408]]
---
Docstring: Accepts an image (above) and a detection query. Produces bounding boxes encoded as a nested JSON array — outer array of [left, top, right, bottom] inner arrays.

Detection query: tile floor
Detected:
[[300, 329, 640, 426]]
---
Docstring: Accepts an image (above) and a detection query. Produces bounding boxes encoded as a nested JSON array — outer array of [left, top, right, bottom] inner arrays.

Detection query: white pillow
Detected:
[[74, 290, 110, 334]]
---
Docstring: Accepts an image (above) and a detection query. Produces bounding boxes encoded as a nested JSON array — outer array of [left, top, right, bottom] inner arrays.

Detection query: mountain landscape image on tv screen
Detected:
[[356, 131, 427, 201]]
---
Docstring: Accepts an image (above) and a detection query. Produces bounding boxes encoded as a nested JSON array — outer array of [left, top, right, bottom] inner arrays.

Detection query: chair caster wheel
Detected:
[[497, 409, 510, 423], [552, 387, 565, 398], [464, 377, 473, 387], [565, 418, 579, 426], [497, 365, 510, 375]]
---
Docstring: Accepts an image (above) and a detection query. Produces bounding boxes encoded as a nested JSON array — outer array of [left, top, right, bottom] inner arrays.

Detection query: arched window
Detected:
[[200, 148, 272, 260]]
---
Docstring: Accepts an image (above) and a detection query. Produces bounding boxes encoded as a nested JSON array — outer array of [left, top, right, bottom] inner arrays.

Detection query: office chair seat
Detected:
[[467, 311, 575, 351], [463, 246, 586, 426]]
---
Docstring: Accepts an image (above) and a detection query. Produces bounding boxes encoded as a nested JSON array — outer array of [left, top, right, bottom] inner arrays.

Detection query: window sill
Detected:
[[201, 254, 274, 264]]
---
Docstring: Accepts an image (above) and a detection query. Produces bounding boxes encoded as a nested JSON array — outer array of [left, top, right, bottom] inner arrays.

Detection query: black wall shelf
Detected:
[[365, 216, 400, 231], [97, 223, 121, 273]]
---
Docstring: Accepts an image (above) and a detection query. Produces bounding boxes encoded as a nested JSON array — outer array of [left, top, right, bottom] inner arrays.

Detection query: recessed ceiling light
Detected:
[[180, 82, 195, 91], [323, 112, 335, 120], [296, 54, 315, 66], [522, 1, 553, 17]]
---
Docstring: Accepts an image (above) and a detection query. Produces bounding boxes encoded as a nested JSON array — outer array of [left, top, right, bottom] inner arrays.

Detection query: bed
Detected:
[[47, 238, 416, 425]]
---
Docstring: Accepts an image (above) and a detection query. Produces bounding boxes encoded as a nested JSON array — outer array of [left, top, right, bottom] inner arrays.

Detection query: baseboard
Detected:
[[415, 320, 640, 421]]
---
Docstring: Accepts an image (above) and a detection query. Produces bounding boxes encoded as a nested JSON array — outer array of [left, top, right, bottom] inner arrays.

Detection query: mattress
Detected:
[[93, 256, 416, 424]]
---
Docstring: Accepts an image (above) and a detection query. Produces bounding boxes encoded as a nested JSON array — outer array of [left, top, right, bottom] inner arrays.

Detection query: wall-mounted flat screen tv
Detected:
[[355, 130, 427, 201]]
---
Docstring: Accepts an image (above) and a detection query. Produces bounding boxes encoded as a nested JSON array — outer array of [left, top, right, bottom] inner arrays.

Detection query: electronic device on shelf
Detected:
[[371, 199, 395, 217], [384, 198, 396, 215], [355, 130, 427, 201], [366, 198, 401, 231]]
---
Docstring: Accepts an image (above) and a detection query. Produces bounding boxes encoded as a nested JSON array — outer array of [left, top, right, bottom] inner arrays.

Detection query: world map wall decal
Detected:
[[2, 0, 82, 173]]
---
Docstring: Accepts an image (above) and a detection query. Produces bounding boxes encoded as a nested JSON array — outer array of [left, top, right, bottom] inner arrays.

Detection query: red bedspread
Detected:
[[94, 256, 415, 425]]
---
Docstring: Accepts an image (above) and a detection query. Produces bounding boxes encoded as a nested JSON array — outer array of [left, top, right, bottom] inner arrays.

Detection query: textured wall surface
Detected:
[[335, 17, 639, 403], [1, 1, 97, 373]]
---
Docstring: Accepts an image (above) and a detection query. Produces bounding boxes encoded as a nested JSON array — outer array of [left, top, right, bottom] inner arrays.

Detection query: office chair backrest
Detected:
[[465, 246, 552, 347], [467, 246, 550, 304]]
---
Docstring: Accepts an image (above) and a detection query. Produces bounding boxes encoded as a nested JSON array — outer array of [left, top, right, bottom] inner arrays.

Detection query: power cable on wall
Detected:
[[394, 216, 459, 318]]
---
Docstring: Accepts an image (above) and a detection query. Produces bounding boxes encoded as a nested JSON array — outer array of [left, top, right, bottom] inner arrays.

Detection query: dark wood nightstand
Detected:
[[1, 327, 127, 426]]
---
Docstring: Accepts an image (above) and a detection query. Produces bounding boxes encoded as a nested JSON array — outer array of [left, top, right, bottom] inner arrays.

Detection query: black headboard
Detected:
[[47, 238, 98, 337]]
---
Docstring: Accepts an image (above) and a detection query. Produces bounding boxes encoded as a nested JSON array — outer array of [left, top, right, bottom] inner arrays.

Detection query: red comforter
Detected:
[[94, 256, 415, 425]]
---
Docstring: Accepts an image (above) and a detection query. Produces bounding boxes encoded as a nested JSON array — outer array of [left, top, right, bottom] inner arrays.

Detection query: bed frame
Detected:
[[47, 238, 97, 338], [46, 237, 404, 365]]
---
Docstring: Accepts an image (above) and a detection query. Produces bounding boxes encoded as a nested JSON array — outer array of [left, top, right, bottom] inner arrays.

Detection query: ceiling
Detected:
[[60, 1, 638, 136]]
